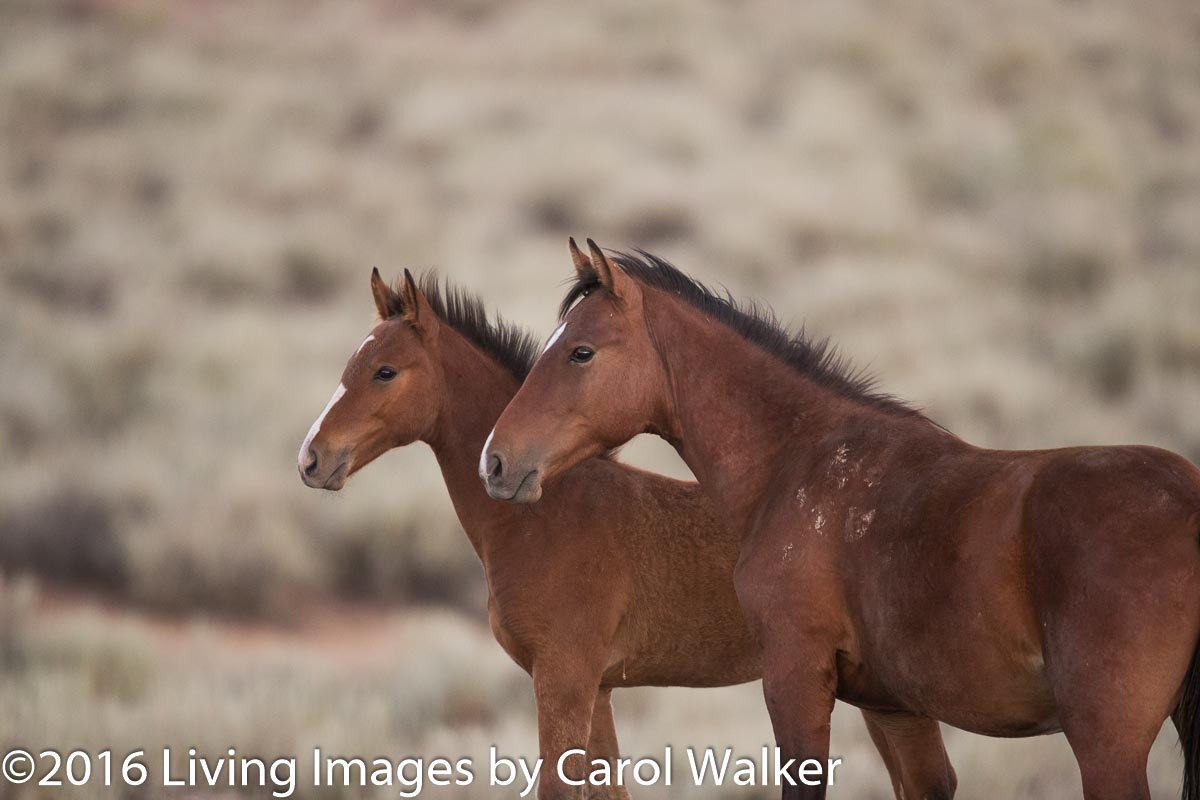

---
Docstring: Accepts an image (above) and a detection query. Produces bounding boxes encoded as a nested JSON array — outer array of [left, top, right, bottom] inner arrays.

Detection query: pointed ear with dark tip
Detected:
[[399, 268, 434, 331], [568, 237, 593, 280], [371, 267, 396, 319], [586, 238, 636, 301]]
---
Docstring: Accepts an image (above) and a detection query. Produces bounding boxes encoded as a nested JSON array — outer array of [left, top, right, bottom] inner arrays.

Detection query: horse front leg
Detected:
[[584, 687, 632, 800], [861, 709, 956, 799], [761, 645, 838, 800], [532, 659, 604, 800]]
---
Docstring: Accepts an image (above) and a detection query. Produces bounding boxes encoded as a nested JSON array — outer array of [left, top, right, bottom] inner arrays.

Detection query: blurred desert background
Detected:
[[1, 0, 1199, 797]]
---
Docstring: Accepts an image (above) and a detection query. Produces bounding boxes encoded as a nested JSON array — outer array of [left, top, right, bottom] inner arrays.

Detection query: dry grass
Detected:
[[0, 579, 1186, 799], [1, 0, 1199, 796]]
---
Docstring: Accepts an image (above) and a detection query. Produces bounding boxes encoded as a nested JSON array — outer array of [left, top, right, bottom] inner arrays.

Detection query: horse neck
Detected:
[[424, 327, 525, 558], [645, 292, 923, 527]]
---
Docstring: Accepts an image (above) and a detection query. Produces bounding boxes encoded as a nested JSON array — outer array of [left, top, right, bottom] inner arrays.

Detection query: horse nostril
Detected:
[[489, 453, 504, 480], [303, 449, 319, 477]]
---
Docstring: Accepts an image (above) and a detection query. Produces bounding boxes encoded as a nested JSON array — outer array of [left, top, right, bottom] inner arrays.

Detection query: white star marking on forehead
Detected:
[[542, 322, 567, 354]]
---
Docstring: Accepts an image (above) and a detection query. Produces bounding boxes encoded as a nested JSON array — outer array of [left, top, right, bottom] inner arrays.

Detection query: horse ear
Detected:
[[371, 267, 396, 319], [586, 238, 637, 301], [568, 237, 593, 280], [399, 268, 433, 330]]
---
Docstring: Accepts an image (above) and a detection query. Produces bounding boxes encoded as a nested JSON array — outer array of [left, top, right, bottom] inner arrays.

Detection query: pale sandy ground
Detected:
[[0, 584, 1185, 799], [2, 0, 1199, 797]]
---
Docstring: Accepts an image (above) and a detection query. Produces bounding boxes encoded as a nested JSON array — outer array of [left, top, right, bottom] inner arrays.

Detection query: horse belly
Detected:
[[848, 540, 1057, 733], [603, 608, 762, 688], [848, 618, 1060, 736], [909, 664, 1060, 737]]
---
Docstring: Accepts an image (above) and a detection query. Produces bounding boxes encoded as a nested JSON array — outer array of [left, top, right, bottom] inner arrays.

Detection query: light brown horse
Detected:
[[483, 239, 1200, 800], [298, 269, 955, 800]]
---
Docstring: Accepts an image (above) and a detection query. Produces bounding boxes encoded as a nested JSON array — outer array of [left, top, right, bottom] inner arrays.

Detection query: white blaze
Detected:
[[542, 322, 567, 354], [299, 383, 347, 465], [355, 334, 376, 355], [479, 429, 495, 478]]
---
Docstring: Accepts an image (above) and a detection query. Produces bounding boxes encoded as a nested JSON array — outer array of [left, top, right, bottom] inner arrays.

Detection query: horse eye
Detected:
[[374, 366, 398, 382], [570, 346, 595, 364]]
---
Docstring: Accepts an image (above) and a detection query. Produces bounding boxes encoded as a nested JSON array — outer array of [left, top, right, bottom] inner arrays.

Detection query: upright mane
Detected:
[[388, 273, 541, 381], [560, 250, 925, 419]]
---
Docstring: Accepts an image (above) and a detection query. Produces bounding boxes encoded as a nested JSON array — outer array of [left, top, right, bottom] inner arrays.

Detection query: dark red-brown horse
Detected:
[[483, 239, 1200, 800], [297, 270, 955, 799]]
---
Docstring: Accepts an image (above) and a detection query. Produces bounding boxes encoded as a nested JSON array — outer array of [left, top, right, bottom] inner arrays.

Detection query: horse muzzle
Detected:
[[298, 445, 352, 491], [480, 447, 544, 504]]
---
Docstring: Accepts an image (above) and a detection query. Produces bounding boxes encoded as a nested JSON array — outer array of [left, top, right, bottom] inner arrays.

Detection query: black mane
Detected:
[[560, 250, 923, 418], [389, 273, 540, 381]]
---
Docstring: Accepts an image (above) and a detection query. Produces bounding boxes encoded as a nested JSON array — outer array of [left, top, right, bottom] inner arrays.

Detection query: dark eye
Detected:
[[374, 366, 398, 382], [569, 346, 595, 364]]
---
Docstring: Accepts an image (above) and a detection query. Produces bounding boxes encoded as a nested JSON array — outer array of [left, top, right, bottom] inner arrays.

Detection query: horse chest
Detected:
[[486, 599, 534, 674], [484, 568, 571, 674]]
